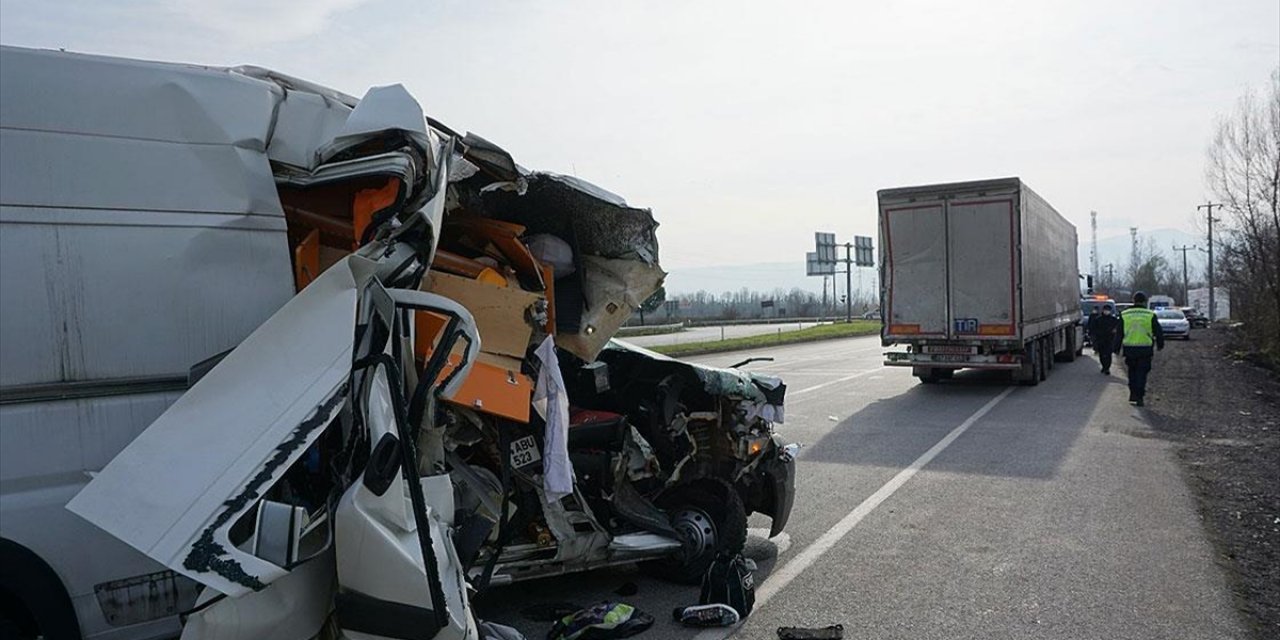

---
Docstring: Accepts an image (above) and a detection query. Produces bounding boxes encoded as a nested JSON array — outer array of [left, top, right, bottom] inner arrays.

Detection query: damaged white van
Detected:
[[0, 46, 794, 640]]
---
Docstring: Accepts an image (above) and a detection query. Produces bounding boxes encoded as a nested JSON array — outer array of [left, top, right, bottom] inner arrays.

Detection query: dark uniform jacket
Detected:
[[1088, 313, 1121, 349]]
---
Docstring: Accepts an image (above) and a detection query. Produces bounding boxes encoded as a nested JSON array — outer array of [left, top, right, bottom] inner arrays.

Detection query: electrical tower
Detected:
[[1129, 227, 1139, 279], [1090, 211, 1099, 281]]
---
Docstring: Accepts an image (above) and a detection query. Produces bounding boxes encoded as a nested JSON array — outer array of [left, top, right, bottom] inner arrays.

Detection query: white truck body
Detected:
[[878, 177, 1082, 383]]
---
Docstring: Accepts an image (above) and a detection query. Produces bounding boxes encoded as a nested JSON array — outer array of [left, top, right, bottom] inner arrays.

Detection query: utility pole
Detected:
[[1172, 244, 1196, 305], [843, 241, 853, 323], [1104, 263, 1114, 291], [1197, 202, 1223, 320]]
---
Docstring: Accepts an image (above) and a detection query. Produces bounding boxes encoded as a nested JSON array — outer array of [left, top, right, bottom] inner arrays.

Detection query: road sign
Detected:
[[854, 236, 874, 267], [806, 251, 835, 276], [815, 232, 838, 265]]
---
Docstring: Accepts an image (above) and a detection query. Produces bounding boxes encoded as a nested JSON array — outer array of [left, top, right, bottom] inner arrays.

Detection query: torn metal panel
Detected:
[[459, 132, 522, 184], [460, 172, 660, 265], [263, 88, 355, 170], [67, 256, 370, 597], [318, 84, 431, 163], [180, 547, 336, 640], [555, 257, 666, 362], [601, 339, 787, 412]]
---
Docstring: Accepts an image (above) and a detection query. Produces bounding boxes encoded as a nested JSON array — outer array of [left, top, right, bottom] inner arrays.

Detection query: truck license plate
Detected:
[[510, 435, 542, 469], [933, 354, 968, 363]]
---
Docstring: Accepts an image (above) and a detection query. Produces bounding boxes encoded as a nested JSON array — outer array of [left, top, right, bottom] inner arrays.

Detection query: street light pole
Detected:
[[1197, 202, 1223, 320], [1172, 244, 1196, 306]]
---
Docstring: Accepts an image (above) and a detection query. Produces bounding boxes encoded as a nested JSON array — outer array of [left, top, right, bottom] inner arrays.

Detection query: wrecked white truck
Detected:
[[0, 46, 794, 639]]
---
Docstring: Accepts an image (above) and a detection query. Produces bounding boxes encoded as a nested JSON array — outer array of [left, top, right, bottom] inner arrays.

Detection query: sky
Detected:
[[1, 0, 1276, 271]]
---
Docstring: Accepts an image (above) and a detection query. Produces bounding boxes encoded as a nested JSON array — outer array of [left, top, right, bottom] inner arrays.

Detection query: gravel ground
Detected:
[[1139, 327, 1280, 638]]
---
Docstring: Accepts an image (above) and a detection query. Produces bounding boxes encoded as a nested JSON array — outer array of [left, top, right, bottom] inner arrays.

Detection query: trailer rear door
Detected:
[[946, 198, 1017, 339], [883, 204, 948, 337]]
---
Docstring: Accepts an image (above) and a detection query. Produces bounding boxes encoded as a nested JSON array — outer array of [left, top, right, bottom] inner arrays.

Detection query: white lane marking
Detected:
[[789, 368, 881, 396], [695, 386, 1017, 640]]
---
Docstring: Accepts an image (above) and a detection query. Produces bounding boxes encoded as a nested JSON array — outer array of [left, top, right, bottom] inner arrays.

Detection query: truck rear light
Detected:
[[996, 355, 1018, 364]]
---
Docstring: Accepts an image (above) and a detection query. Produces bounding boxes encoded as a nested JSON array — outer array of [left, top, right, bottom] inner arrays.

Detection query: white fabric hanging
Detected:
[[532, 336, 574, 503]]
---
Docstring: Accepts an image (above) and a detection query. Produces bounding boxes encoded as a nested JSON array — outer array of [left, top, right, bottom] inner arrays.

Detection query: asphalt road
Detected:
[[473, 335, 1246, 639], [624, 322, 831, 347]]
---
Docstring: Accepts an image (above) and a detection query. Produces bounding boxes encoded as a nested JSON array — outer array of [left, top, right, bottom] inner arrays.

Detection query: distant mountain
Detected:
[[1083, 228, 1206, 282], [665, 228, 1207, 297]]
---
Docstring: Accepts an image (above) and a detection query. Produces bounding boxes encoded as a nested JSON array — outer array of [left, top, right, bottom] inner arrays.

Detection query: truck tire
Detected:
[[1018, 344, 1040, 386], [1062, 330, 1078, 362], [1038, 340, 1049, 381], [1044, 338, 1054, 371]]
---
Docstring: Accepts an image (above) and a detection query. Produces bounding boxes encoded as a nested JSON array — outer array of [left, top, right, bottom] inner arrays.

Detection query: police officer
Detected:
[[1089, 305, 1121, 374], [1115, 291, 1164, 406]]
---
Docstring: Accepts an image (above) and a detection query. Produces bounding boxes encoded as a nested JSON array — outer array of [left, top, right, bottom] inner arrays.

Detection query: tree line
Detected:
[[639, 287, 879, 323], [1204, 67, 1280, 365]]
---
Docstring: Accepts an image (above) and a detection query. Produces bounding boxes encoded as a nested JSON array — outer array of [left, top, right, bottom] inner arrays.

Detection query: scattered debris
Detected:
[[547, 602, 654, 640], [698, 552, 756, 620], [777, 624, 845, 639], [674, 603, 739, 627]]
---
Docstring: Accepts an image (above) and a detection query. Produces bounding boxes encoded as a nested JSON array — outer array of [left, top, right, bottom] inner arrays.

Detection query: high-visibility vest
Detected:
[[1121, 307, 1156, 347]]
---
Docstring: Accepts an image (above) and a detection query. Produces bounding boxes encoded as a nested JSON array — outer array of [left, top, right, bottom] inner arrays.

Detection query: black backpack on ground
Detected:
[[699, 551, 755, 618]]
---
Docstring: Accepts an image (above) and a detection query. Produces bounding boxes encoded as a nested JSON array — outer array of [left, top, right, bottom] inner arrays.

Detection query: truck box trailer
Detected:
[[878, 177, 1083, 384]]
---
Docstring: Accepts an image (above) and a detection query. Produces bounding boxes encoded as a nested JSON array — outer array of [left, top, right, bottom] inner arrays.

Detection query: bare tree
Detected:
[[1205, 68, 1280, 360]]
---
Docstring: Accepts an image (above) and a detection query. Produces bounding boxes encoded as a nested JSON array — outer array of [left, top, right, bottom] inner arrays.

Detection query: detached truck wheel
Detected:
[[643, 482, 747, 584]]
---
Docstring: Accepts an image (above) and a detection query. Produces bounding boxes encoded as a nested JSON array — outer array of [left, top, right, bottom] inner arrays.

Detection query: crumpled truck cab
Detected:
[[0, 45, 796, 640]]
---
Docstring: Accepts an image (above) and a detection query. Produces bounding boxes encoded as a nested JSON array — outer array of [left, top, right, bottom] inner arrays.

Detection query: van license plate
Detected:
[[510, 435, 542, 469]]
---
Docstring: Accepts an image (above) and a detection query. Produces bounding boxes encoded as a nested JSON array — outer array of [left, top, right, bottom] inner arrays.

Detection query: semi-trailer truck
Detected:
[[878, 177, 1083, 385]]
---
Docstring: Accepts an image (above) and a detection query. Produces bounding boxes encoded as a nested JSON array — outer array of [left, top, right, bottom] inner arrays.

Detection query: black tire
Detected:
[[1038, 340, 1049, 381], [642, 482, 747, 584], [0, 540, 81, 640], [936, 368, 955, 379]]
